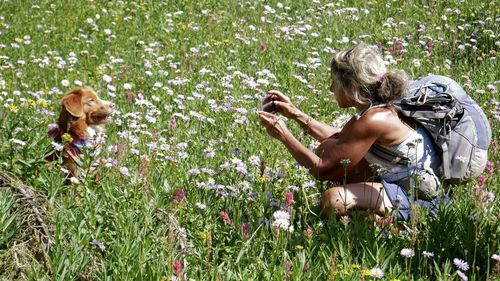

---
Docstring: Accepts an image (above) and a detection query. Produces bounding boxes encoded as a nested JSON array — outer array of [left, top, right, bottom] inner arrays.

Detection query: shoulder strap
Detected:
[[369, 143, 410, 166], [355, 103, 388, 120]]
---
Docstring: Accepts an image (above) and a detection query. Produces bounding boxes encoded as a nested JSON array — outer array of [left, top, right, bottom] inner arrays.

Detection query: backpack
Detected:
[[371, 75, 492, 184]]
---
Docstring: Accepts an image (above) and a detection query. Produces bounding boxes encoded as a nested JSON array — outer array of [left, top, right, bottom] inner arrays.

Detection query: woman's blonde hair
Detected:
[[330, 44, 408, 106]]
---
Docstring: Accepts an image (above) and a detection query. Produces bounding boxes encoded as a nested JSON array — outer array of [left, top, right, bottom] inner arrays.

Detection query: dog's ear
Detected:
[[61, 88, 84, 117]]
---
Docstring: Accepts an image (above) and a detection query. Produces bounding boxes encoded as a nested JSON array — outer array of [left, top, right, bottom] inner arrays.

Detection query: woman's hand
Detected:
[[261, 90, 301, 119], [259, 111, 291, 142]]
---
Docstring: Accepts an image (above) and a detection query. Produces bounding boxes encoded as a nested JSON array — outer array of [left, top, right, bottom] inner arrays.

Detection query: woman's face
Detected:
[[329, 77, 352, 108]]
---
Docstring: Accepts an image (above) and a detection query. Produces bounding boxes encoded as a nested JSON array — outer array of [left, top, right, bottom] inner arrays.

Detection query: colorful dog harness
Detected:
[[48, 125, 104, 175]]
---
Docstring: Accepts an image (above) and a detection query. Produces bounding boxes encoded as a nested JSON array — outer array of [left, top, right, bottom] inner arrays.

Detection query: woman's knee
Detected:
[[320, 187, 352, 215]]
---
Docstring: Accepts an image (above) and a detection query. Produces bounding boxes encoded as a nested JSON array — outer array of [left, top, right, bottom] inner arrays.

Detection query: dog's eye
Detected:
[[86, 99, 95, 105]]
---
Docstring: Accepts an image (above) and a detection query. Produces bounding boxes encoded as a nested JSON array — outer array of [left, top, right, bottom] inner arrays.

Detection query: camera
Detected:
[[262, 98, 277, 113]]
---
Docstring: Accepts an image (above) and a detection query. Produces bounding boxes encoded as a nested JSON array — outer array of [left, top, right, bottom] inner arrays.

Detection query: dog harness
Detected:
[[48, 125, 103, 174]]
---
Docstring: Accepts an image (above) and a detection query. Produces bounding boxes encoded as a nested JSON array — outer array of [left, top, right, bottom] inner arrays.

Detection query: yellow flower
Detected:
[[223, 39, 230, 44], [362, 269, 371, 276], [352, 264, 361, 270], [340, 269, 351, 275], [61, 133, 73, 143], [7, 104, 19, 113], [26, 99, 36, 106], [36, 100, 50, 108], [295, 245, 304, 251], [256, 176, 270, 183]]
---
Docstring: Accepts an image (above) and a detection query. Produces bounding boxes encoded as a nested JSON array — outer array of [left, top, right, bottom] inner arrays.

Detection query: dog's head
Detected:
[[59, 88, 115, 132]]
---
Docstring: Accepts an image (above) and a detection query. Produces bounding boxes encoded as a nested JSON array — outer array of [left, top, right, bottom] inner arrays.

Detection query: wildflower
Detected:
[[242, 222, 250, 238], [422, 251, 434, 258], [61, 133, 73, 143], [484, 161, 493, 174], [285, 260, 292, 275], [170, 115, 176, 130], [119, 167, 130, 176], [272, 210, 290, 231], [340, 215, 350, 224], [484, 192, 495, 203], [370, 267, 384, 279], [456, 270, 468, 281], [295, 245, 304, 251], [69, 177, 80, 184], [61, 79, 70, 87], [10, 138, 26, 147], [219, 211, 232, 226], [303, 181, 315, 189], [340, 158, 351, 168], [491, 254, 500, 262], [259, 42, 266, 52], [195, 202, 206, 209], [453, 258, 469, 271], [91, 239, 105, 253], [51, 141, 64, 151], [304, 226, 314, 237], [173, 259, 182, 277], [172, 189, 186, 203], [102, 74, 112, 83], [400, 248, 415, 258], [285, 192, 294, 207]]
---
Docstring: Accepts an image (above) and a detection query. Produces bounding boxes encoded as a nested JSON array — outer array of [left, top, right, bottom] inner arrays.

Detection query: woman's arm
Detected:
[[259, 111, 382, 182], [261, 90, 340, 141], [293, 111, 340, 142]]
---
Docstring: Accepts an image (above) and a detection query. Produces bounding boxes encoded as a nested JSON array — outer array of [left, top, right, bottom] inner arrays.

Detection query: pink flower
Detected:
[[285, 259, 292, 275], [285, 192, 294, 207], [172, 189, 186, 203], [340, 215, 350, 224], [477, 175, 487, 191], [242, 222, 250, 238], [170, 115, 176, 130], [304, 227, 314, 237], [124, 91, 134, 101], [485, 161, 493, 174], [426, 40, 433, 54], [219, 211, 232, 226], [259, 42, 266, 52], [173, 259, 182, 277]]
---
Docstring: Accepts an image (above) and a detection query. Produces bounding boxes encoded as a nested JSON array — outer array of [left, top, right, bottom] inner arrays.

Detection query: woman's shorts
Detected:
[[382, 179, 450, 221]]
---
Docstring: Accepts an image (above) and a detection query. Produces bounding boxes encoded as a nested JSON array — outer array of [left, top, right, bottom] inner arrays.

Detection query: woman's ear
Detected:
[[61, 88, 84, 117]]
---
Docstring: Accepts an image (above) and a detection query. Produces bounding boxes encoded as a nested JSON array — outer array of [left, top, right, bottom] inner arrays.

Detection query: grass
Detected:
[[0, 0, 498, 280]]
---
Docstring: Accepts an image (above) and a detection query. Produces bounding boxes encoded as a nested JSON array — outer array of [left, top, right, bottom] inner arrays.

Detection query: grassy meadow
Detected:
[[0, 0, 498, 280]]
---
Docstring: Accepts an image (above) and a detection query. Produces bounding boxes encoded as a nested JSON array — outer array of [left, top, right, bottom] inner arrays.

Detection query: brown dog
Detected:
[[47, 88, 114, 178]]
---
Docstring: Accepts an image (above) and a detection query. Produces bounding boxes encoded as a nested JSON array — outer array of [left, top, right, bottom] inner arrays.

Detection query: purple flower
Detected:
[[91, 239, 105, 253], [172, 189, 186, 203], [242, 222, 250, 238], [453, 258, 469, 271]]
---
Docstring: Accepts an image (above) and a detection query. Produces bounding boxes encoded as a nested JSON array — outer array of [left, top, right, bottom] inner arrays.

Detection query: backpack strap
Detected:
[[369, 143, 410, 166]]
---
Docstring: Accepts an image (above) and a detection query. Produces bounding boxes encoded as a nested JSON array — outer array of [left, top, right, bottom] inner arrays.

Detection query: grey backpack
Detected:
[[371, 75, 491, 184]]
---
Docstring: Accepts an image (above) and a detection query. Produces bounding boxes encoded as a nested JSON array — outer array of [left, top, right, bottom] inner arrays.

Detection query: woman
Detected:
[[259, 44, 442, 221]]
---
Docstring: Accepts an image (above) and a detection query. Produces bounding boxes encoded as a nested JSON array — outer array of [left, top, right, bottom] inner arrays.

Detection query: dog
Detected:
[[47, 87, 114, 179]]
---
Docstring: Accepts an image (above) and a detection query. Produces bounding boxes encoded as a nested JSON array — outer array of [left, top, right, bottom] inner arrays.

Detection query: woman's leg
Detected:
[[320, 182, 393, 216]]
